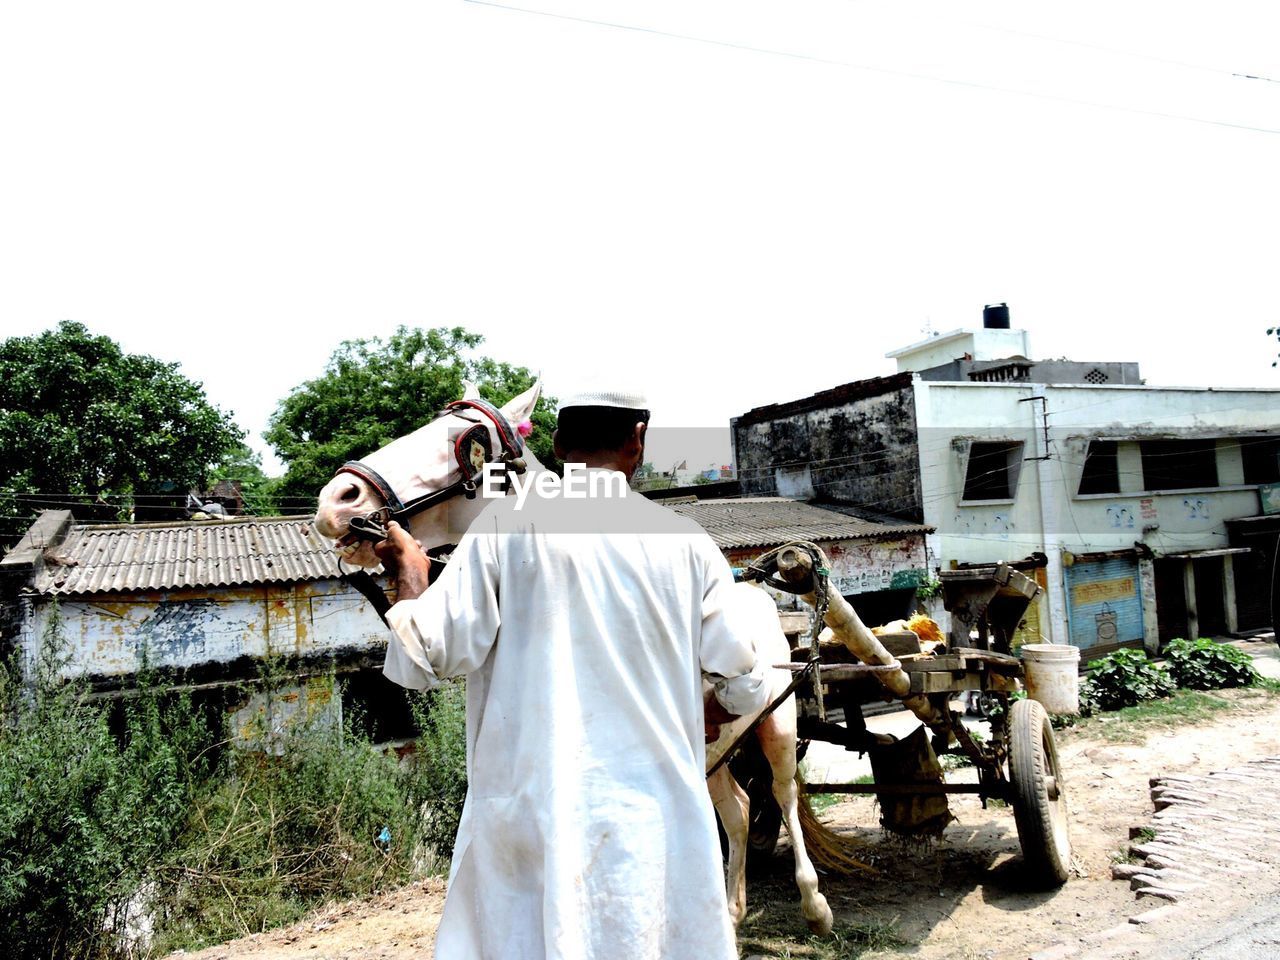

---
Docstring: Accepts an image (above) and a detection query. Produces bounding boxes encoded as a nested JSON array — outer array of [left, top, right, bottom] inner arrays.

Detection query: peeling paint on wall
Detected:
[[231, 676, 341, 754], [726, 536, 928, 614], [21, 577, 391, 685], [733, 380, 923, 522]]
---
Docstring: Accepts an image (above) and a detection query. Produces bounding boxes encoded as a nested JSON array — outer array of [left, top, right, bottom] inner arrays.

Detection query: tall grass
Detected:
[[149, 709, 426, 953], [0, 605, 470, 959], [406, 679, 468, 863]]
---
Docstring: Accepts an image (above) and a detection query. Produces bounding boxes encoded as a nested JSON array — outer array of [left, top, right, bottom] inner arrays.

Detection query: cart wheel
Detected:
[[717, 740, 784, 865], [746, 774, 782, 859], [974, 691, 1000, 719], [1008, 698, 1070, 887]]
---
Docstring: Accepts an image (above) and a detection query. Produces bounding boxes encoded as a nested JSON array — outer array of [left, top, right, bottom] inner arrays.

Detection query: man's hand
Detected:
[[372, 521, 433, 603], [704, 691, 741, 744]]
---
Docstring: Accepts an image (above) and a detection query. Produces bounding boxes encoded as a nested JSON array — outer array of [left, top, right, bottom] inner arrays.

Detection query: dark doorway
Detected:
[[1154, 558, 1189, 645], [1192, 556, 1227, 637], [1232, 548, 1271, 631], [1228, 519, 1279, 633]]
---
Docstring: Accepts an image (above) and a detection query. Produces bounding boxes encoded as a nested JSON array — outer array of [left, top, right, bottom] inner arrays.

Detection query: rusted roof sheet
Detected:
[[663, 497, 930, 550], [26, 502, 927, 594], [31, 516, 341, 596]]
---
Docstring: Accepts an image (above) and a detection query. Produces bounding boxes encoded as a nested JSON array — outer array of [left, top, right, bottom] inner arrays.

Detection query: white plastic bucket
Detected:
[[1021, 643, 1081, 716]]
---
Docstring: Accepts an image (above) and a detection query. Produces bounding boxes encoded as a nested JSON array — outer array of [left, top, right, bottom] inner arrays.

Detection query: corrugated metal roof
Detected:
[[32, 516, 342, 596], [27, 501, 927, 594], [663, 498, 930, 550]]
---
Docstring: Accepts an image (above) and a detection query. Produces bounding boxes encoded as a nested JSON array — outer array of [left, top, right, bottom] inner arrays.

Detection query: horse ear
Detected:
[[501, 380, 542, 425], [461, 380, 481, 400]]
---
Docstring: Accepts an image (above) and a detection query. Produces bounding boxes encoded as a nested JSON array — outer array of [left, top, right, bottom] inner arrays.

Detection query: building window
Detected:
[[1078, 440, 1120, 495], [1084, 368, 1110, 384], [962, 441, 1024, 501], [1139, 439, 1218, 491], [1242, 436, 1280, 485]]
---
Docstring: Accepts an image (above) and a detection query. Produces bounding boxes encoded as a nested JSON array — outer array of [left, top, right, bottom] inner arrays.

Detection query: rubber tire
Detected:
[[1008, 698, 1071, 887], [718, 737, 810, 866], [745, 772, 783, 859], [716, 740, 783, 863], [746, 738, 806, 862]]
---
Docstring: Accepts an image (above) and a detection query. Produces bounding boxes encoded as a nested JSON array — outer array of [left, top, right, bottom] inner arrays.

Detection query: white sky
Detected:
[[2, 1, 1279, 477]]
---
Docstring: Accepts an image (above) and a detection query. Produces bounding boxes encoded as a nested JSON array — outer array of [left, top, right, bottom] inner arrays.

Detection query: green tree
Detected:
[[0, 322, 243, 544], [265, 326, 557, 506]]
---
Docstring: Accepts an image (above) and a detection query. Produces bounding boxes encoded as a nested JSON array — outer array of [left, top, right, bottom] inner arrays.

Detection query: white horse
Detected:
[[313, 381, 835, 936]]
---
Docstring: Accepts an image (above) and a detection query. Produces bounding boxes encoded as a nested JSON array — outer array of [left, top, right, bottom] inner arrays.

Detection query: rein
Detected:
[[333, 397, 525, 624], [339, 544, 455, 625], [338, 397, 528, 544]]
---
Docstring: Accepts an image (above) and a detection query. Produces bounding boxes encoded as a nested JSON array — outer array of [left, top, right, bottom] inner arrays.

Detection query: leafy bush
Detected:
[[1164, 637, 1259, 690], [1, 608, 473, 958], [1082, 647, 1174, 711], [0, 606, 211, 960], [1076, 680, 1099, 717], [405, 679, 469, 862]]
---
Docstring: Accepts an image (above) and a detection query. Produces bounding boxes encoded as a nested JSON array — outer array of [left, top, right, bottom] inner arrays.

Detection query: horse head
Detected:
[[313, 380, 544, 568]]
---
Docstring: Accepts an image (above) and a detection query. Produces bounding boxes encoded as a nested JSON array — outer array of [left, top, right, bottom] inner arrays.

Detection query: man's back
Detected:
[[467, 487, 725, 795], [385, 485, 753, 959]]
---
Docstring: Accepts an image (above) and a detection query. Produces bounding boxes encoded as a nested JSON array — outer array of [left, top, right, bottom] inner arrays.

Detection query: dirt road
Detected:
[[166, 684, 1280, 960]]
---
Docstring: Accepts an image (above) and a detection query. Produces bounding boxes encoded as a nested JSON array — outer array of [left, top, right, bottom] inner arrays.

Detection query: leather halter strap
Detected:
[[339, 542, 456, 625], [446, 397, 524, 460], [335, 397, 527, 540], [335, 460, 406, 514]]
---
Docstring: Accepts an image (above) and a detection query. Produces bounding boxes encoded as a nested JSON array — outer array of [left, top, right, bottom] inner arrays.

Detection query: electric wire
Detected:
[[462, 0, 1280, 137], [851, 2, 1280, 86]]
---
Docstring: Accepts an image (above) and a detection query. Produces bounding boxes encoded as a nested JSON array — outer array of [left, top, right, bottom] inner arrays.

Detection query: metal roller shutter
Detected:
[[1065, 556, 1145, 656]]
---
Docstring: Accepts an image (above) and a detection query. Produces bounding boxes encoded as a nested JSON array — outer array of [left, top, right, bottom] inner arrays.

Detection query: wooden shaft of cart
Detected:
[[776, 546, 953, 740]]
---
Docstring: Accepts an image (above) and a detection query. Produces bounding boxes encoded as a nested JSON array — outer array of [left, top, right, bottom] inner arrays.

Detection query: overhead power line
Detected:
[[895, 8, 1280, 86], [463, 0, 1280, 136]]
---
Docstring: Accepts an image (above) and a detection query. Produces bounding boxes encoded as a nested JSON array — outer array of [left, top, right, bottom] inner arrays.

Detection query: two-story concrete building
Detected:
[[733, 307, 1280, 657]]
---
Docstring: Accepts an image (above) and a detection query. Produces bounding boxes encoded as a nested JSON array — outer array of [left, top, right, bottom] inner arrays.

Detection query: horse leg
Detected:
[[707, 764, 750, 927], [758, 709, 834, 936]]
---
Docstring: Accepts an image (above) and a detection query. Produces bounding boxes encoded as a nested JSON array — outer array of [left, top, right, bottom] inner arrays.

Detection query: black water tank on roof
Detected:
[[983, 303, 1010, 329]]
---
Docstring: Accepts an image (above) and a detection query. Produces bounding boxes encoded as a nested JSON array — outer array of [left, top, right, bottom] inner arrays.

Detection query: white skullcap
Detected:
[[558, 384, 650, 411]]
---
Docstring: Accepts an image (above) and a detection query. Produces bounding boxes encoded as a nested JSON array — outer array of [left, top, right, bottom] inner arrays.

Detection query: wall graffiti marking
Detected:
[[1072, 577, 1136, 606], [1106, 505, 1136, 529]]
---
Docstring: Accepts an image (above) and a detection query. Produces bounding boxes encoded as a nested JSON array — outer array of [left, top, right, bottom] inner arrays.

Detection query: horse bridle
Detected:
[[337, 397, 528, 544]]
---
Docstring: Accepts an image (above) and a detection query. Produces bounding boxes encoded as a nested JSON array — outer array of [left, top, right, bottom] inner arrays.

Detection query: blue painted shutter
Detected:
[[1064, 557, 1145, 654]]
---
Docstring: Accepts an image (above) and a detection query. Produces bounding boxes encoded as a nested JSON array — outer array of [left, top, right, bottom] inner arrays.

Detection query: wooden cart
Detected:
[[732, 549, 1071, 888]]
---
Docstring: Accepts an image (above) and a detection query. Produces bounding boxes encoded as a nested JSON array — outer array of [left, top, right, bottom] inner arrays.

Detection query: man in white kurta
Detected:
[[379, 393, 767, 960]]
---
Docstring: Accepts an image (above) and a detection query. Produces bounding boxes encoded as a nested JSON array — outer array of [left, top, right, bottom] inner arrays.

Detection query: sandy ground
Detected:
[[774, 683, 1280, 960], [164, 879, 448, 960], [167, 640, 1280, 960]]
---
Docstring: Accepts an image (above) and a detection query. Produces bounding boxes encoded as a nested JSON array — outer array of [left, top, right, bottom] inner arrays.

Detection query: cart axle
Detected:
[[804, 782, 1000, 797]]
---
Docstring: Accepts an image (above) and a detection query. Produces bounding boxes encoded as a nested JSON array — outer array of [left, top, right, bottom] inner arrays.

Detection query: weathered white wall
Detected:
[[914, 381, 1280, 645], [230, 677, 342, 753], [21, 577, 390, 682], [913, 379, 1044, 566], [726, 536, 928, 616], [889, 327, 1031, 372]]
